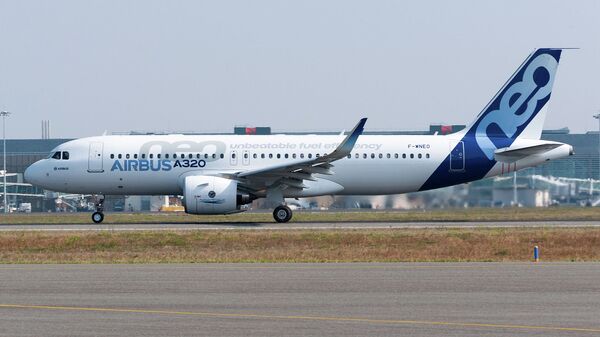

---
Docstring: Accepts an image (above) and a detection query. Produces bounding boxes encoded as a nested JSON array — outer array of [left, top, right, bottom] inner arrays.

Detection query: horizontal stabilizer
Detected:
[[494, 142, 562, 163]]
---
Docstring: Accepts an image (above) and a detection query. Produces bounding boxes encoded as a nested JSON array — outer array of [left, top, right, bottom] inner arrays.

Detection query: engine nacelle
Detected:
[[183, 176, 239, 214]]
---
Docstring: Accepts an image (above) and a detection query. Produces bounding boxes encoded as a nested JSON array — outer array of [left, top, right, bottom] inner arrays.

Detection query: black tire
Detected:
[[92, 211, 104, 224], [273, 205, 292, 223]]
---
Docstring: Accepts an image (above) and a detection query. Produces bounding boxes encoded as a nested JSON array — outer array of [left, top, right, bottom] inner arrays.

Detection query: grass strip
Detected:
[[1, 207, 600, 224], [1, 228, 599, 263]]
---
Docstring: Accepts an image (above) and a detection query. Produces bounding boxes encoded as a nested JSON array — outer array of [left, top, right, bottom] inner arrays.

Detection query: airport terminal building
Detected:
[[1, 127, 599, 212]]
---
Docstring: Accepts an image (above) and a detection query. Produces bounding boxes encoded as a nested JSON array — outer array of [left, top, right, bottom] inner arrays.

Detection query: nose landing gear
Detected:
[[91, 195, 105, 224], [91, 211, 104, 224]]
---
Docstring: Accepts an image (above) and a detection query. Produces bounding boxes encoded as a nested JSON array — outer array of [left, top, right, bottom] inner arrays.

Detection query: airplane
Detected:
[[24, 48, 573, 223]]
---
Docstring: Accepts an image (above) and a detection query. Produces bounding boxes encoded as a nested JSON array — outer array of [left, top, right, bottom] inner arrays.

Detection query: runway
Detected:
[[1, 263, 599, 336], [1, 220, 600, 231]]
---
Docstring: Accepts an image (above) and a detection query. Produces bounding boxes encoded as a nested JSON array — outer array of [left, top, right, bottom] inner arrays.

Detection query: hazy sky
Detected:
[[1, 0, 599, 139]]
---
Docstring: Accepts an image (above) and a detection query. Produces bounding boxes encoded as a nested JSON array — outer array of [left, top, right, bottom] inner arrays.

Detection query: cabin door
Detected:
[[449, 141, 465, 172], [88, 142, 104, 173]]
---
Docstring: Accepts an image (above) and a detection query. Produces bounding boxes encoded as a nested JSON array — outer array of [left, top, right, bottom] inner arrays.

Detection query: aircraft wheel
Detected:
[[92, 211, 104, 224], [273, 205, 292, 223]]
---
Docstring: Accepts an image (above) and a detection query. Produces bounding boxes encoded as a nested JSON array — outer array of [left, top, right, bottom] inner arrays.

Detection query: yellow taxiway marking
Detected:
[[1, 304, 599, 333]]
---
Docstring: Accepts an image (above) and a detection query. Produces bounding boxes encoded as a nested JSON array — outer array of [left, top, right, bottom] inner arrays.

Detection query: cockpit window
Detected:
[[62, 151, 69, 160], [51, 151, 61, 160]]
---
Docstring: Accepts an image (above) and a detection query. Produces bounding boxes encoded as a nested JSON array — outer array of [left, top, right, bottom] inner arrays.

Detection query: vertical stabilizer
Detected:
[[469, 48, 562, 160], [419, 48, 563, 191]]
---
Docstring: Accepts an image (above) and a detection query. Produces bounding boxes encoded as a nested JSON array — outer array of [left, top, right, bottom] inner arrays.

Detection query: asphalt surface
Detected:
[[1, 263, 599, 337], [1, 220, 600, 231]]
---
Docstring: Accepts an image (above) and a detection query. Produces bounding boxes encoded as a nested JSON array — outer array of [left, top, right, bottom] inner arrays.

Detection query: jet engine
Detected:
[[183, 175, 254, 214]]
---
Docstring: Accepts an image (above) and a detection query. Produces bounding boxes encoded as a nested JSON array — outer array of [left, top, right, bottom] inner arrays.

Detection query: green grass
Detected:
[[0, 207, 599, 225]]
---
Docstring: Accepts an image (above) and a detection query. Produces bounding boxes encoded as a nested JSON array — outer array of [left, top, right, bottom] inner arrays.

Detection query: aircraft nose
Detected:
[[24, 165, 32, 184], [24, 162, 40, 185]]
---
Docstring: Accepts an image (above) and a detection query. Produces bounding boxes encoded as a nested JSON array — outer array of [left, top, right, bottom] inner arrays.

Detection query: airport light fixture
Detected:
[[1, 111, 10, 213]]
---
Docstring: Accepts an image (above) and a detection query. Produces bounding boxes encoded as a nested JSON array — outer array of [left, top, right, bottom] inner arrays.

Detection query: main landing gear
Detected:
[[273, 205, 293, 223], [91, 195, 105, 224]]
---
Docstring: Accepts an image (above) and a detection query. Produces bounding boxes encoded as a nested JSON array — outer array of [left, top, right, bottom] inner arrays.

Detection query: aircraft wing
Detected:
[[494, 142, 563, 163], [231, 118, 367, 193]]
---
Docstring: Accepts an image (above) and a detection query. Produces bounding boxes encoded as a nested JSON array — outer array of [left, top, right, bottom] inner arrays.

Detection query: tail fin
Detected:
[[466, 48, 562, 160], [419, 49, 564, 192]]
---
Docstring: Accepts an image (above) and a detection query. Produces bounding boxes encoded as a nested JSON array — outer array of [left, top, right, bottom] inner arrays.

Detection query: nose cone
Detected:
[[24, 165, 32, 184], [24, 162, 40, 185]]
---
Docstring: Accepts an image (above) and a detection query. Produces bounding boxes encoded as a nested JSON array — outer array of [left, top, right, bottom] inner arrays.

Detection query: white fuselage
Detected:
[[24, 133, 572, 197]]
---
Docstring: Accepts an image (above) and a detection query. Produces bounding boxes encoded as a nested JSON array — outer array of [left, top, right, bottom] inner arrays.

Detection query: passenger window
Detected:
[[149, 154, 153, 159], [110, 154, 115, 159], [386, 154, 391, 159], [395, 153, 399, 159], [371, 153, 375, 159], [402, 154, 406, 159], [196, 154, 201, 159], [410, 154, 414, 159], [133, 154, 138, 159], [347, 154, 351, 159], [118, 154, 122, 159], [379, 153, 383, 159], [189, 154, 193, 159], [205, 154, 209, 159], [292, 153, 297, 159], [284, 154, 289, 159], [426, 153, 430, 159], [166, 154, 170, 159], [261, 154, 265, 159], [220, 154, 224, 159], [52, 151, 61, 160], [355, 153, 359, 159], [300, 153, 304, 159], [142, 154, 146, 159], [212, 154, 216, 159], [418, 153, 422, 159], [244, 153, 248, 159], [232, 153, 236, 159], [277, 154, 281, 159], [269, 154, 273, 159], [253, 153, 257, 159], [126, 154, 130, 159], [157, 154, 161, 159], [308, 154, 312, 159], [181, 154, 185, 159], [363, 153, 367, 159]]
